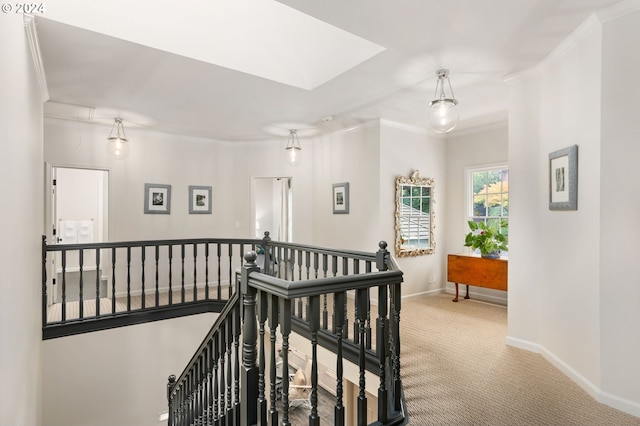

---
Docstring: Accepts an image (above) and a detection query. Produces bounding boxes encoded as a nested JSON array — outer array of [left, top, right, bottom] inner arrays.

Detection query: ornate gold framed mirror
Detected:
[[395, 170, 435, 257]]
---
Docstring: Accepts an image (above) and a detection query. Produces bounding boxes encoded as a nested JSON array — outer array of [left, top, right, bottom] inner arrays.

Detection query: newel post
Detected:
[[261, 231, 272, 275], [167, 374, 176, 426], [375, 241, 389, 422], [241, 250, 260, 426]]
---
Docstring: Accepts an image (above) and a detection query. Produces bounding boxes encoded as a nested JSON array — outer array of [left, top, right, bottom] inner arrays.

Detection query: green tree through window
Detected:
[[469, 166, 508, 238]]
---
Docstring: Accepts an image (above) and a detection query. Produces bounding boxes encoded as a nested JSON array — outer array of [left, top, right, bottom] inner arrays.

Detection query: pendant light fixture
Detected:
[[106, 117, 130, 159], [284, 129, 301, 166], [428, 69, 459, 133]]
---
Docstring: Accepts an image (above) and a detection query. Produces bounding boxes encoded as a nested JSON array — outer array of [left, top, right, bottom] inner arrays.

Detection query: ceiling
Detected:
[[34, 0, 622, 141]]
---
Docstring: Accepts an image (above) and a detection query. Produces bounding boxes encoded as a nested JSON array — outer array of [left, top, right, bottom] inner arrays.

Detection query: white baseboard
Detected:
[[505, 336, 640, 418]]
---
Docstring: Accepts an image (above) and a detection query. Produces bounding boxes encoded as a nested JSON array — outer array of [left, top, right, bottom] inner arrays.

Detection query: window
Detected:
[[467, 165, 509, 235]]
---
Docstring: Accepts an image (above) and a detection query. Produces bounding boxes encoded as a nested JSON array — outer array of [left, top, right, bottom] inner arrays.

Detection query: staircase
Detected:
[[42, 233, 407, 425]]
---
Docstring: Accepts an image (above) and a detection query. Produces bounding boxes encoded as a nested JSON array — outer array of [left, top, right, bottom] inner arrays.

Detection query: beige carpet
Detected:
[[401, 293, 640, 425]]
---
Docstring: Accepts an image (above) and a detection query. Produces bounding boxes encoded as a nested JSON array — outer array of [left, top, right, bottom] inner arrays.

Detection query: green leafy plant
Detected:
[[464, 220, 508, 256]]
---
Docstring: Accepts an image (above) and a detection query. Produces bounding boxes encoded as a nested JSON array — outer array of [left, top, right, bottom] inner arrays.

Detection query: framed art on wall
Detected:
[[549, 145, 578, 210], [144, 183, 171, 214], [189, 185, 212, 214], [332, 182, 350, 214]]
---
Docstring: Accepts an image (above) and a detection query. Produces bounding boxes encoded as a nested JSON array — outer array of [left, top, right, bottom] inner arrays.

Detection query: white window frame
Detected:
[[465, 162, 509, 231]]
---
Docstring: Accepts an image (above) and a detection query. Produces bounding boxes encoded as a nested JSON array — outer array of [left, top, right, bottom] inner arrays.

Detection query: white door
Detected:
[[46, 165, 109, 303], [252, 177, 292, 242]]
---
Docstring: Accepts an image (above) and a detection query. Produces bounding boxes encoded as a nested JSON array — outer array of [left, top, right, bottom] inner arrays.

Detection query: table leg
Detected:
[[464, 284, 470, 299], [453, 283, 459, 302]]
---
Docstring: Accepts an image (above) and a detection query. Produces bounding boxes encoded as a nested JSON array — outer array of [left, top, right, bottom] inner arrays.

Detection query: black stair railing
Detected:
[[41, 235, 260, 339], [167, 239, 407, 426]]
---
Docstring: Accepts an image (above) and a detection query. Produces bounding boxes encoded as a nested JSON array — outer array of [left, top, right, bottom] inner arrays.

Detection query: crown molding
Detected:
[[23, 15, 49, 102], [597, 0, 640, 23]]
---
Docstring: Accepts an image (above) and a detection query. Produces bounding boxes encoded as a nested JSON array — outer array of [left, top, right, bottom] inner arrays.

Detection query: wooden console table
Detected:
[[447, 253, 508, 302]]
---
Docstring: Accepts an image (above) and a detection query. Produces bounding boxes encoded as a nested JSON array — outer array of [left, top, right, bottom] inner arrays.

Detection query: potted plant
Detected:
[[464, 220, 508, 258]]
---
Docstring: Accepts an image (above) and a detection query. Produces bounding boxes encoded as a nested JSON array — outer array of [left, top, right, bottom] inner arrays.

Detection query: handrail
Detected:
[[41, 235, 259, 339], [167, 240, 407, 426]]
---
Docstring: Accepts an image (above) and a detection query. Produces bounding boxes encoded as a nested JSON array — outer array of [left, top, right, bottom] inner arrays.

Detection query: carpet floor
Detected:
[[401, 293, 640, 425]]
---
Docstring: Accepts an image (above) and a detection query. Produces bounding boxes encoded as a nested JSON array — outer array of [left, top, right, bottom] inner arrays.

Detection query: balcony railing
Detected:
[[41, 232, 407, 424], [167, 236, 406, 425]]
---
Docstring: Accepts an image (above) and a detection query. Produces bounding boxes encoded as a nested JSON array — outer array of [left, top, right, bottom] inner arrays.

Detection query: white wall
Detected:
[[0, 15, 45, 426], [45, 119, 240, 240], [41, 313, 217, 426], [444, 124, 509, 303], [311, 121, 382, 253], [507, 10, 640, 416], [379, 121, 446, 296], [600, 9, 640, 411]]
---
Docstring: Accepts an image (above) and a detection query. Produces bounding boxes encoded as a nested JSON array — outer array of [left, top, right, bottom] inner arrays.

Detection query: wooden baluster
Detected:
[[333, 291, 346, 426], [213, 331, 219, 422], [141, 245, 146, 309], [219, 323, 226, 423], [61, 250, 67, 321], [78, 248, 84, 319], [377, 284, 389, 422], [205, 243, 210, 300], [226, 319, 233, 420], [356, 288, 368, 426], [217, 242, 222, 299], [268, 294, 279, 425], [168, 245, 173, 305], [365, 261, 372, 350], [297, 249, 303, 281], [257, 290, 268, 426], [279, 297, 292, 426], [228, 244, 233, 297], [233, 302, 241, 424], [308, 294, 320, 426], [111, 247, 116, 314], [155, 245, 160, 307], [391, 281, 402, 411], [193, 243, 198, 301], [206, 340, 213, 424], [126, 246, 131, 311], [180, 244, 186, 303], [95, 248, 100, 316]]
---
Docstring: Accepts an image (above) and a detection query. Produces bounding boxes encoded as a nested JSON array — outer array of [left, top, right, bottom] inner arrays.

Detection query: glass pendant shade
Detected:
[[285, 129, 301, 166], [428, 98, 459, 133], [428, 69, 459, 133], [106, 117, 130, 159]]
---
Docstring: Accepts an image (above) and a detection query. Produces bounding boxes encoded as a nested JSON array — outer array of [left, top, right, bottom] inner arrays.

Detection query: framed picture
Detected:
[[189, 185, 212, 214], [332, 182, 350, 214], [144, 183, 171, 214], [549, 145, 578, 210]]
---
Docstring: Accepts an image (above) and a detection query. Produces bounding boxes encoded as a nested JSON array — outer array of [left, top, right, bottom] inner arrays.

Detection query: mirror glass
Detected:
[[395, 170, 435, 257]]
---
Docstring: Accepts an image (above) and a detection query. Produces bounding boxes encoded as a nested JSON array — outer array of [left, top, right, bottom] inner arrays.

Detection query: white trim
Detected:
[[505, 336, 640, 418], [23, 15, 49, 102], [504, 12, 602, 85], [448, 119, 508, 138], [400, 288, 443, 300], [597, 0, 640, 23], [464, 162, 509, 219], [379, 119, 431, 136], [444, 286, 508, 306]]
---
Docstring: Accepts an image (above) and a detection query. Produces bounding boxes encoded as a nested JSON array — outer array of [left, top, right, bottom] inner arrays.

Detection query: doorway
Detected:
[[252, 177, 292, 242], [45, 165, 109, 303]]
